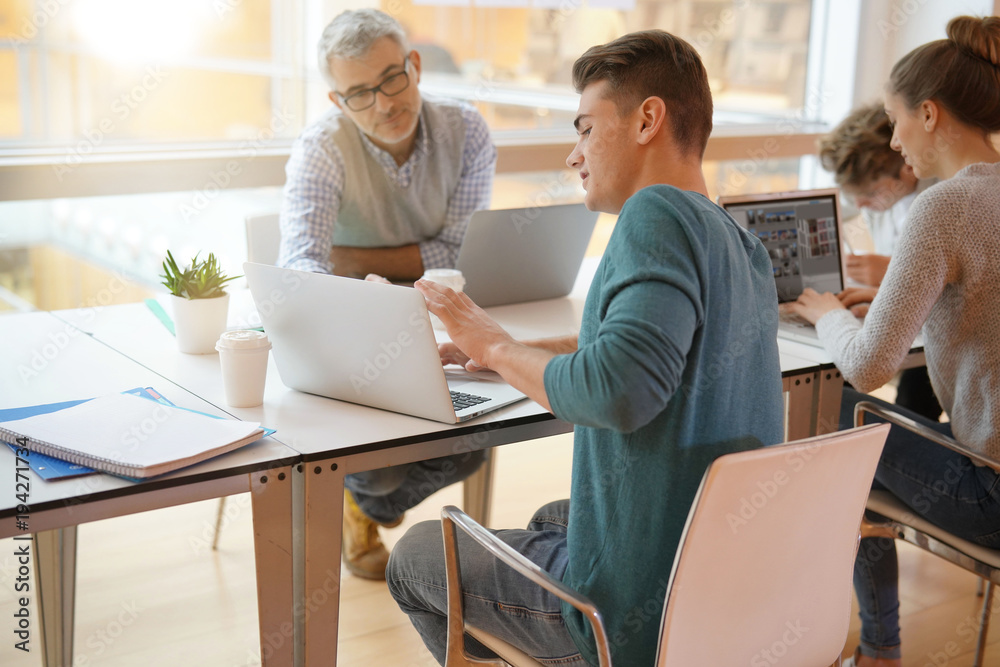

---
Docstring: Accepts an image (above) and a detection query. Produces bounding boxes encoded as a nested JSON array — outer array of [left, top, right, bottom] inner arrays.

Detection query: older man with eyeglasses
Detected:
[[278, 9, 496, 580]]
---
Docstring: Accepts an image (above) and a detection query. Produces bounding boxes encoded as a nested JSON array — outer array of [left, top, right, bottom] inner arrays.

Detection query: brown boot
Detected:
[[342, 489, 390, 580]]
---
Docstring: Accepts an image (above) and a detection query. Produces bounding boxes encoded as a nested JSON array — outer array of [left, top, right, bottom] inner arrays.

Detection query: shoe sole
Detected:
[[344, 559, 387, 581]]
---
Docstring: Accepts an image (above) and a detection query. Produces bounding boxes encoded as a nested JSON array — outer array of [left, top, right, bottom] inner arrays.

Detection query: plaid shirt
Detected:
[[278, 101, 496, 273]]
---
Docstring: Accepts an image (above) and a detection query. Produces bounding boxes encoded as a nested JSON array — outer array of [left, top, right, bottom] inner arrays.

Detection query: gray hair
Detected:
[[317, 9, 409, 91]]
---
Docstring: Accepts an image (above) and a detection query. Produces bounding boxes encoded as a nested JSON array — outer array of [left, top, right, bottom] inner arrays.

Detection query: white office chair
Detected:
[[855, 401, 1000, 667], [213, 214, 498, 548], [245, 212, 282, 266], [440, 423, 891, 667]]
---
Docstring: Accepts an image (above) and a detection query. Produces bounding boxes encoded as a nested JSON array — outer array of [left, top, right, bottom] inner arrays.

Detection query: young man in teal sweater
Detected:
[[388, 30, 784, 666]]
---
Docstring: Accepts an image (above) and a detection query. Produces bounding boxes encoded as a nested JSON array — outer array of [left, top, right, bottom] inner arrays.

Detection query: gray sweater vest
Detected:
[[315, 98, 466, 247]]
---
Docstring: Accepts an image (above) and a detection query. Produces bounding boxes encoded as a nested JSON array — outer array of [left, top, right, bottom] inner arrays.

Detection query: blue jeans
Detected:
[[346, 450, 487, 525], [843, 387, 1000, 660], [387, 500, 589, 666]]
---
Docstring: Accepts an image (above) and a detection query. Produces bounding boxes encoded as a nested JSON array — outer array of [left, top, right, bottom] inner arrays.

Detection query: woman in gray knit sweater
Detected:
[[791, 15, 1000, 667]]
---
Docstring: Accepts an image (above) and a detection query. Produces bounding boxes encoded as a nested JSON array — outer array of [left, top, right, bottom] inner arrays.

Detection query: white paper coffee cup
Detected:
[[216, 330, 271, 408], [421, 269, 466, 330], [421, 268, 466, 292]]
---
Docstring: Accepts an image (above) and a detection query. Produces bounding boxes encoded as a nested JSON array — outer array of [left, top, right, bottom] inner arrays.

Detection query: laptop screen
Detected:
[[721, 190, 844, 303]]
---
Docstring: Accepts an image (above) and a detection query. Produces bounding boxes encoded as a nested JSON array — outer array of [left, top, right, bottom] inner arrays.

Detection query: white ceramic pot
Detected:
[[169, 293, 230, 354]]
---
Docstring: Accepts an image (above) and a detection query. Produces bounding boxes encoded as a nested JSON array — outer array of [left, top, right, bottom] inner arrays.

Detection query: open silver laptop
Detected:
[[718, 189, 845, 346], [456, 204, 599, 308], [243, 263, 527, 423]]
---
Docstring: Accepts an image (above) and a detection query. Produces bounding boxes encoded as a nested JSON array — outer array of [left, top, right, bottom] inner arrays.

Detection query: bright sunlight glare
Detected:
[[72, 0, 212, 64]]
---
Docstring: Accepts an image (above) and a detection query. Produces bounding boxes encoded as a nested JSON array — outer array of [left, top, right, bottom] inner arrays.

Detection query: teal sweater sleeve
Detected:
[[544, 190, 703, 432]]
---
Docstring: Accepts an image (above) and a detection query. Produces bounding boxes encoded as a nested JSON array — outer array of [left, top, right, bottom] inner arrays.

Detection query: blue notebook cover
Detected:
[[3, 387, 275, 481]]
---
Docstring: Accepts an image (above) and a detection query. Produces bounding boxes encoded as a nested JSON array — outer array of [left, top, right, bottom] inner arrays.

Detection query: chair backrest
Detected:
[[655, 423, 890, 667], [245, 213, 281, 265]]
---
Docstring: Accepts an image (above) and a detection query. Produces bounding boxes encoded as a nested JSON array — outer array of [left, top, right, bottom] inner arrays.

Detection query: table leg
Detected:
[[814, 369, 844, 435], [251, 465, 300, 667], [33, 526, 77, 667], [303, 461, 346, 667], [462, 449, 496, 528], [784, 371, 818, 441]]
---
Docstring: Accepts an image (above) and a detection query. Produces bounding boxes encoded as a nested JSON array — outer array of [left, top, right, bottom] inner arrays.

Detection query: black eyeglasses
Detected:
[[337, 57, 411, 112]]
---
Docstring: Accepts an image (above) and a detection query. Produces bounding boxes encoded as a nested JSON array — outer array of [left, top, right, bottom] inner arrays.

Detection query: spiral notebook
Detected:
[[0, 393, 265, 479]]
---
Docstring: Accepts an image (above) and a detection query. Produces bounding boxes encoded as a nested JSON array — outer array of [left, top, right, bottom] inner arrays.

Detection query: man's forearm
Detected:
[[330, 244, 424, 280], [522, 334, 579, 355], [487, 341, 559, 412]]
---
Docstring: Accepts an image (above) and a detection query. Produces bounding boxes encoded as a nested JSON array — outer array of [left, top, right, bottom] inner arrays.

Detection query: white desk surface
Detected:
[[52, 260, 834, 463], [0, 311, 299, 524]]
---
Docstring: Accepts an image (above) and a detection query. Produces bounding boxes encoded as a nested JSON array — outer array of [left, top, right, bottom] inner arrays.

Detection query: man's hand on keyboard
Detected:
[[437, 342, 486, 372], [415, 279, 514, 372]]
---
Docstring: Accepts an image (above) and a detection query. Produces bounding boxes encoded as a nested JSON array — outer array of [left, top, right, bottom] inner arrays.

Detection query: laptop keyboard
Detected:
[[778, 305, 812, 327], [451, 391, 491, 412]]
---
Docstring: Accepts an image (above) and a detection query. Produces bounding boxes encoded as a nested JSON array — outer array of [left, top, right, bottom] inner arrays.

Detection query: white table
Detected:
[[50, 262, 856, 666], [0, 312, 301, 667]]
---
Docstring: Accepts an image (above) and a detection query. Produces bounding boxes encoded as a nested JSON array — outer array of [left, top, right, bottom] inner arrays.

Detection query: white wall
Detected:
[[852, 0, 997, 107]]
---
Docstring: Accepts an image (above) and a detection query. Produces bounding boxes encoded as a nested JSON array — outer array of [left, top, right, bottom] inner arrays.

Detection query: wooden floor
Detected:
[[1, 429, 998, 667]]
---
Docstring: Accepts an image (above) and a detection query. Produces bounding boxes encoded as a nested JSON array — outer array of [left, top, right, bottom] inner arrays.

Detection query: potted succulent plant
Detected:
[[160, 250, 240, 354]]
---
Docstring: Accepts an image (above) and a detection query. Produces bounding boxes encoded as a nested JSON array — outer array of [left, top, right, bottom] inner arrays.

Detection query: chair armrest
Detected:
[[854, 401, 1000, 472], [440, 505, 613, 667]]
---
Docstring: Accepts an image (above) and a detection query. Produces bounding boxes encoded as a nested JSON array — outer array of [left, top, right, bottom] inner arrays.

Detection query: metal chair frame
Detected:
[[440, 425, 891, 667], [855, 400, 1000, 667]]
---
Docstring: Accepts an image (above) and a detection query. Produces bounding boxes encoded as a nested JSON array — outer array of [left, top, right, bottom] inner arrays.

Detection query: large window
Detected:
[[1, 0, 816, 148], [1, 0, 305, 145], [407, 0, 814, 132], [0, 0, 840, 312]]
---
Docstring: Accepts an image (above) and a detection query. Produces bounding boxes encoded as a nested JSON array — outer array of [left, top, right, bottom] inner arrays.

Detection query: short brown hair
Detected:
[[572, 30, 713, 158], [889, 15, 1000, 135], [818, 103, 905, 188]]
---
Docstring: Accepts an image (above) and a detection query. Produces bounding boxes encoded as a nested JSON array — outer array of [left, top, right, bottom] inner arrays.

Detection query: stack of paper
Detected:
[[0, 393, 264, 479]]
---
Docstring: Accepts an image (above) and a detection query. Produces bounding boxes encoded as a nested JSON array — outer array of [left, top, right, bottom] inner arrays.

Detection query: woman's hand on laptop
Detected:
[[789, 288, 847, 325], [837, 286, 877, 318], [415, 279, 514, 372], [845, 253, 891, 287]]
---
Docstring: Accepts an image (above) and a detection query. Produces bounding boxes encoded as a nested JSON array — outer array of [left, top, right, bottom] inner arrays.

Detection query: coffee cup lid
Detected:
[[422, 268, 463, 278], [216, 329, 271, 351], [420, 268, 466, 291]]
